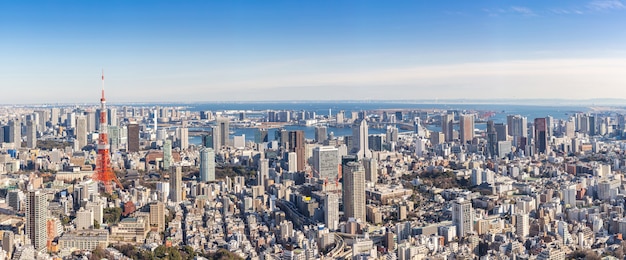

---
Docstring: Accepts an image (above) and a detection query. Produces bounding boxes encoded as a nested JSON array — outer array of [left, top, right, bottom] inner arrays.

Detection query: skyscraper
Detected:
[[314, 126, 328, 143], [26, 190, 47, 252], [363, 157, 378, 183], [312, 146, 339, 181], [26, 119, 37, 149], [178, 126, 189, 150], [8, 119, 21, 148], [199, 148, 215, 182], [486, 120, 497, 158], [163, 140, 172, 170], [452, 198, 473, 239], [351, 119, 371, 159], [459, 114, 475, 144], [342, 161, 366, 222], [85, 110, 96, 133], [257, 158, 269, 187], [215, 117, 230, 148], [75, 115, 87, 149], [534, 117, 548, 155], [288, 130, 306, 172], [169, 166, 183, 203], [127, 123, 140, 153], [441, 114, 454, 142], [325, 193, 339, 230]]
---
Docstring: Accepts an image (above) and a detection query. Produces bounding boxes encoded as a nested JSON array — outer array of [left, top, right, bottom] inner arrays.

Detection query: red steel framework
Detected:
[[92, 70, 124, 194]]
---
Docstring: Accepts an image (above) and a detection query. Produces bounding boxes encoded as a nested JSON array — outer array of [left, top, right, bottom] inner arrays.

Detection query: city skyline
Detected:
[[1, 0, 626, 104]]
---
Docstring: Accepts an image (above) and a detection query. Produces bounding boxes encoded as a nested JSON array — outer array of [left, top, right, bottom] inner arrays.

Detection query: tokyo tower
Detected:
[[92, 70, 124, 194]]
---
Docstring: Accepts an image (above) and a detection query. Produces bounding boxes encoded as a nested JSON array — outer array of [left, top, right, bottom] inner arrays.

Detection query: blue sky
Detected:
[[1, 0, 626, 104]]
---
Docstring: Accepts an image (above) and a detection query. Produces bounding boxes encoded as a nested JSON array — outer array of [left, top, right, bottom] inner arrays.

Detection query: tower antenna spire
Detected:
[[101, 69, 106, 102]]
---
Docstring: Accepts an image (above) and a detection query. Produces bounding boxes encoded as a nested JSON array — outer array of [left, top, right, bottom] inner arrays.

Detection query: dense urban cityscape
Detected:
[[0, 75, 626, 260], [3, 1, 626, 260]]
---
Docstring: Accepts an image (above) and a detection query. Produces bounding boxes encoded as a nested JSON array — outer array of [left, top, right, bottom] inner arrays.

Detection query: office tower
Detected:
[[26, 119, 37, 149], [199, 148, 215, 182], [495, 123, 508, 141], [85, 110, 96, 133], [163, 140, 173, 170], [351, 119, 371, 159], [50, 107, 60, 126], [452, 198, 473, 239], [414, 118, 421, 135], [507, 115, 528, 138], [169, 166, 183, 203], [127, 123, 140, 153], [441, 113, 454, 142], [335, 110, 345, 125], [315, 126, 328, 143], [178, 127, 188, 150], [386, 126, 398, 144], [76, 207, 94, 230], [514, 213, 529, 238], [534, 118, 548, 154], [149, 202, 166, 232], [588, 115, 596, 136], [75, 115, 87, 149], [342, 162, 366, 221], [276, 128, 289, 148], [545, 116, 554, 137], [35, 110, 48, 130], [288, 130, 306, 172], [255, 128, 269, 143], [7, 190, 23, 211], [108, 108, 117, 127], [363, 157, 378, 183], [108, 126, 120, 152], [287, 152, 298, 173], [215, 117, 230, 148], [66, 112, 76, 128], [459, 114, 474, 144], [8, 119, 21, 147], [26, 190, 47, 252], [257, 158, 269, 187], [312, 146, 339, 180], [325, 193, 339, 230], [486, 120, 497, 158]]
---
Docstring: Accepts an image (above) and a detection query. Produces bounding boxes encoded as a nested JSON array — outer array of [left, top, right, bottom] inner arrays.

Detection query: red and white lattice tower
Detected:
[[92, 70, 124, 194]]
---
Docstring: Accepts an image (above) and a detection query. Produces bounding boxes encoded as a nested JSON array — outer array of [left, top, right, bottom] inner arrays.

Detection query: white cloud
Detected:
[[587, 0, 626, 11], [197, 58, 626, 101]]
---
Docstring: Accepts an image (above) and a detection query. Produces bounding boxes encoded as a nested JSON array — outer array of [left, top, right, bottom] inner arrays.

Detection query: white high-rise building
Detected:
[[26, 191, 47, 252], [352, 119, 372, 159], [287, 152, 298, 173], [343, 162, 366, 221], [452, 198, 473, 239], [75, 115, 87, 149], [178, 127, 189, 150], [76, 207, 94, 230], [325, 193, 339, 231], [199, 148, 215, 182], [515, 213, 529, 238], [312, 146, 339, 180]]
